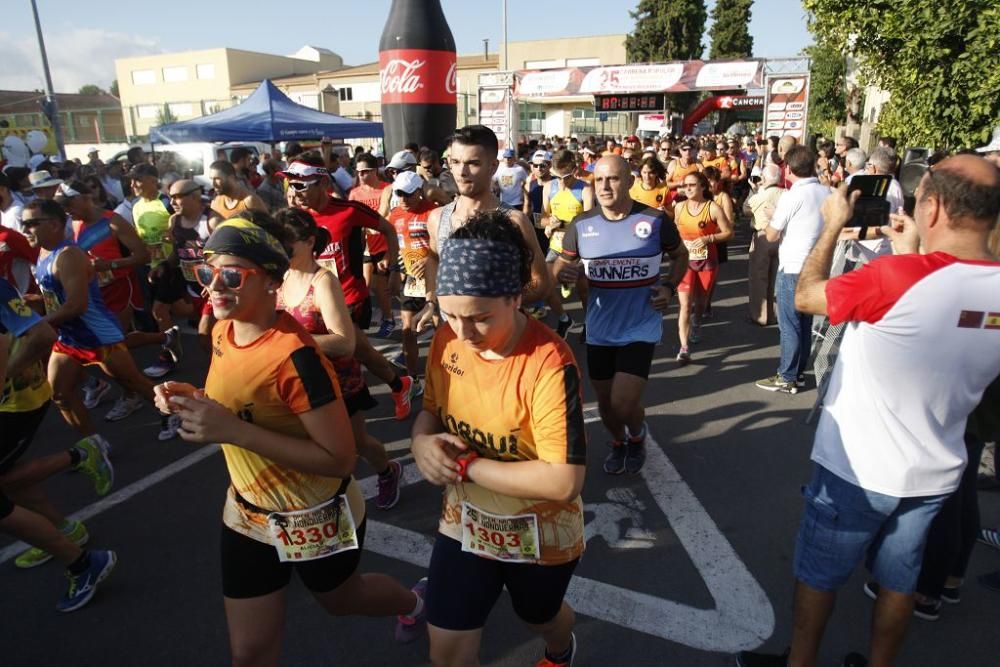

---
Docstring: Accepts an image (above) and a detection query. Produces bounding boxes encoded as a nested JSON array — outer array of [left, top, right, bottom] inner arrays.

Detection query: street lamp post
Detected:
[[29, 0, 66, 160]]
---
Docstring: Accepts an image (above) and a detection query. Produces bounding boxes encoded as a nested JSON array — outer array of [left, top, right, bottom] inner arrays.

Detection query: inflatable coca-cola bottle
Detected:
[[379, 0, 457, 157]]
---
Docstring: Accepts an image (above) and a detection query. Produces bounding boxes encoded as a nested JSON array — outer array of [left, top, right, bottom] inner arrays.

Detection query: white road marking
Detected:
[[0, 428, 774, 652], [584, 487, 656, 549], [0, 444, 221, 565], [360, 431, 774, 652]]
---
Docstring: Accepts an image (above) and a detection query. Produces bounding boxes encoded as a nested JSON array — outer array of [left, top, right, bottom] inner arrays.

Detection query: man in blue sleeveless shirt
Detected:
[[552, 156, 688, 475], [21, 200, 180, 445]]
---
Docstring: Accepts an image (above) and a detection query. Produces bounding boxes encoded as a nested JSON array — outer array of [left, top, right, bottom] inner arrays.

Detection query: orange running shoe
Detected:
[[392, 375, 414, 421]]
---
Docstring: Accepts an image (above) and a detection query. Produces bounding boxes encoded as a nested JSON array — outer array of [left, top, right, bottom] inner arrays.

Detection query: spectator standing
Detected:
[[755, 146, 830, 392]]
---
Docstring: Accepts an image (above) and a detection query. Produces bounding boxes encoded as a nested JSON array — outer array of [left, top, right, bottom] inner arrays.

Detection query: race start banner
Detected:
[[762, 73, 810, 140]]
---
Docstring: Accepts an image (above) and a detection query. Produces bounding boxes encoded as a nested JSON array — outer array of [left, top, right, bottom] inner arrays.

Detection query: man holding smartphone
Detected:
[[738, 153, 1000, 667]]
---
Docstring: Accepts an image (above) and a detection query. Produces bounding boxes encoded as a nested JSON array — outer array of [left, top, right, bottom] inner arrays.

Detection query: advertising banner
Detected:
[[515, 60, 763, 99], [762, 74, 810, 140]]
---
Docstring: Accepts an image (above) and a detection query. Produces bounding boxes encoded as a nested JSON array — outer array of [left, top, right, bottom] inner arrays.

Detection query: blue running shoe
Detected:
[[57, 550, 117, 613]]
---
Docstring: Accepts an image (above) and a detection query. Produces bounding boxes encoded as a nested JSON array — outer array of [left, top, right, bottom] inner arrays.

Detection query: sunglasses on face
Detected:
[[357, 168, 374, 174], [288, 180, 320, 192], [394, 189, 418, 198], [194, 264, 265, 290]]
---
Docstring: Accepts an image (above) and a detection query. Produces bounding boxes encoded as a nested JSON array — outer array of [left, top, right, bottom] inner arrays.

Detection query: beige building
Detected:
[[114, 34, 630, 143], [115, 46, 344, 137]]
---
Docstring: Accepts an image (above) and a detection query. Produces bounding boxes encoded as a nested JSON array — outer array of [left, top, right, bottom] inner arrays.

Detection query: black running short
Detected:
[[150, 265, 188, 304], [344, 386, 377, 416], [220, 518, 366, 599], [400, 296, 426, 313], [0, 402, 51, 519], [585, 342, 656, 381], [348, 297, 373, 330], [425, 534, 579, 631]]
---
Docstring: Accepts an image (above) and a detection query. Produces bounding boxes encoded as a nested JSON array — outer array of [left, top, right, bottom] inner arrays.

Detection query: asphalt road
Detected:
[[3, 231, 999, 666]]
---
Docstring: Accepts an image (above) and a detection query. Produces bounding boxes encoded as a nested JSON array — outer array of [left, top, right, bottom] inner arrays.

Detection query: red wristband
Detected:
[[456, 452, 479, 482]]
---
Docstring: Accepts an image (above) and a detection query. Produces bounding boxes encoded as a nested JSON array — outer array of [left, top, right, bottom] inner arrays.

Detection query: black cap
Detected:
[[129, 163, 159, 180]]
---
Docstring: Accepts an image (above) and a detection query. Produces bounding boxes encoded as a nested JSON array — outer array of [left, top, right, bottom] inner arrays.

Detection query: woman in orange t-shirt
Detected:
[[410, 209, 586, 667], [153, 216, 423, 664]]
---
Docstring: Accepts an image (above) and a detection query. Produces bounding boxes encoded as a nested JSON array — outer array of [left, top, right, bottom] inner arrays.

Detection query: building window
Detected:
[[518, 103, 546, 133], [162, 66, 188, 83], [131, 69, 156, 85], [567, 57, 600, 67], [168, 103, 193, 117], [196, 64, 216, 80], [136, 104, 159, 119], [338, 87, 353, 102]]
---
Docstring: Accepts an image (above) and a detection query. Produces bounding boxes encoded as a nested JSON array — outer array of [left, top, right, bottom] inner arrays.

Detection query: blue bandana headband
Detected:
[[438, 238, 523, 298]]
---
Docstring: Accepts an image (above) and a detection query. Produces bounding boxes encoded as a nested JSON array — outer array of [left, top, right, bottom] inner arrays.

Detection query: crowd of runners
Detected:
[[1, 121, 999, 667]]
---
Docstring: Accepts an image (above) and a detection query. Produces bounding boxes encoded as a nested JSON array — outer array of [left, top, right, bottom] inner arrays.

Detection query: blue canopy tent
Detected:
[[150, 79, 383, 143]]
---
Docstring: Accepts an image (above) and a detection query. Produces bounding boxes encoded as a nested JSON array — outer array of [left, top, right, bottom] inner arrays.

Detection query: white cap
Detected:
[[531, 150, 552, 164], [392, 171, 424, 195], [388, 150, 417, 170], [28, 170, 63, 189], [87, 146, 99, 155]]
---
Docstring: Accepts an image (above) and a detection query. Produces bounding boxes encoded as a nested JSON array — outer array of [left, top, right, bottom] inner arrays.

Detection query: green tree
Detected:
[[78, 84, 104, 96], [626, 0, 707, 63], [802, 44, 846, 137], [804, 0, 1000, 148], [155, 105, 178, 126], [109, 79, 119, 98], [708, 0, 753, 60]]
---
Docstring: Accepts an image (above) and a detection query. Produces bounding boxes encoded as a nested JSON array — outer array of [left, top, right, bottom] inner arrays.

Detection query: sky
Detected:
[[1, 0, 813, 93]]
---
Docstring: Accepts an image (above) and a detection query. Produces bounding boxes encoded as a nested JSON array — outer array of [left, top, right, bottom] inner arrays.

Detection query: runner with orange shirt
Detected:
[[673, 171, 732, 364], [155, 217, 424, 665], [407, 210, 586, 667], [387, 172, 436, 379]]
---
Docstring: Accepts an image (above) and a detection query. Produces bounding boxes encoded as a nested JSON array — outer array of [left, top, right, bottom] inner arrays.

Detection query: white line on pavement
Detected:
[[0, 445, 221, 566], [0, 428, 774, 652]]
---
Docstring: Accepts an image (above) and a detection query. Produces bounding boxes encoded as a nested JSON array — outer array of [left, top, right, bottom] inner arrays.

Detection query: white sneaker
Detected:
[[158, 414, 181, 441], [83, 378, 112, 410], [104, 394, 143, 422]]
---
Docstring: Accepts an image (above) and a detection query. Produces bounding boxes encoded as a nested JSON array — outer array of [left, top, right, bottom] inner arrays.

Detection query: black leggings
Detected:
[[915, 433, 984, 598]]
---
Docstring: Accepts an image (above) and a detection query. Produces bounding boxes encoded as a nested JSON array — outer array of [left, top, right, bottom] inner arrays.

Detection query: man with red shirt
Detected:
[[349, 153, 394, 337], [284, 157, 418, 420], [0, 224, 38, 296], [738, 154, 1000, 667]]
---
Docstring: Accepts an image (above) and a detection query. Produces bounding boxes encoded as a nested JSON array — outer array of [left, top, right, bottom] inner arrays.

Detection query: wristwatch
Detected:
[[109, 260, 118, 270]]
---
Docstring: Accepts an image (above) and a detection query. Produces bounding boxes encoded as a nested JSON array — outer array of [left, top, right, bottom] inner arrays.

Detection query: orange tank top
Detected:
[[675, 200, 719, 265]]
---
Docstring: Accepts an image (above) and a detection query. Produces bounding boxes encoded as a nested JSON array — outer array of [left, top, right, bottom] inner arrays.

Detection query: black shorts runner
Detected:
[[426, 534, 578, 631], [0, 402, 52, 519], [586, 342, 656, 381], [400, 296, 426, 313], [221, 517, 367, 599], [348, 297, 373, 330], [150, 264, 188, 304], [344, 385, 377, 416]]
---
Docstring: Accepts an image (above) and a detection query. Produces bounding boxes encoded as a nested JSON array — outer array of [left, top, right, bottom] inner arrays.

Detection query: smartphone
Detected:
[[846, 175, 892, 228]]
